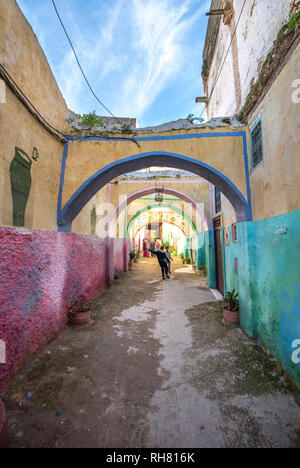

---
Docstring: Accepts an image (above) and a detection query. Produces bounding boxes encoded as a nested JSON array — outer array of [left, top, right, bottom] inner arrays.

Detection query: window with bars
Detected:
[[215, 187, 221, 213], [251, 120, 263, 169]]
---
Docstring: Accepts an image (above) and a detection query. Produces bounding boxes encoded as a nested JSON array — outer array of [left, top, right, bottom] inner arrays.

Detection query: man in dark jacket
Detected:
[[150, 246, 170, 279]]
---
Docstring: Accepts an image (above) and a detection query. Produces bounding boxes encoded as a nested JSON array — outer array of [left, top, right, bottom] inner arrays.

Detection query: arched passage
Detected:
[[132, 220, 188, 256], [108, 186, 210, 234], [58, 151, 252, 232], [133, 220, 187, 238], [126, 203, 198, 238]]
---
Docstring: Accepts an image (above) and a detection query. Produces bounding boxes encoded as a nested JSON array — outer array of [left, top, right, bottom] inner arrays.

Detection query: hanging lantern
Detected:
[[155, 190, 163, 203]]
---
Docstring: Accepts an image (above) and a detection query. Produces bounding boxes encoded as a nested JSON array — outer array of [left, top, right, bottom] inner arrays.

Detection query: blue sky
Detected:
[[17, 0, 210, 127]]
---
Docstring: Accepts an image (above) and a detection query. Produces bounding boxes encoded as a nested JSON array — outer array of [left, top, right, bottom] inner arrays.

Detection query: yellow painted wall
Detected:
[[0, 88, 65, 230], [248, 44, 300, 221], [0, 0, 68, 231], [72, 185, 110, 236], [71, 177, 211, 236], [63, 129, 248, 209], [0, 0, 68, 130], [2, 0, 298, 235]]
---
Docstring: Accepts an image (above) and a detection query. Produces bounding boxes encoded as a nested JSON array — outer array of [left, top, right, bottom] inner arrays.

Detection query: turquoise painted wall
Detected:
[[205, 230, 216, 288], [192, 233, 206, 268], [223, 227, 239, 294], [223, 210, 300, 388], [183, 237, 191, 260]]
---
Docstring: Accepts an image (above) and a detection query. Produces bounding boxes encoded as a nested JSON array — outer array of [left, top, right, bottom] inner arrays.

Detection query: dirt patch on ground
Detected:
[[4, 259, 300, 448]]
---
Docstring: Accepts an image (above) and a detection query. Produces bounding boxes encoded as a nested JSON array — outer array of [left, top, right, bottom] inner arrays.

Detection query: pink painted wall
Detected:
[[113, 238, 131, 276], [0, 228, 131, 396]]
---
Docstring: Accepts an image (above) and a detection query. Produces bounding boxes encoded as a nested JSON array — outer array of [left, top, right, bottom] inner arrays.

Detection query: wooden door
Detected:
[[213, 216, 224, 295]]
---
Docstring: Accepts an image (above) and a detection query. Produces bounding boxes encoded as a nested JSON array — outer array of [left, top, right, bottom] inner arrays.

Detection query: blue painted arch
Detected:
[[58, 151, 252, 231]]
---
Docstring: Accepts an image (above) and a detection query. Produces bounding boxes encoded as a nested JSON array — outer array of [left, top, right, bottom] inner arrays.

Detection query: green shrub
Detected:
[[224, 289, 239, 311], [80, 111, 104, 127]]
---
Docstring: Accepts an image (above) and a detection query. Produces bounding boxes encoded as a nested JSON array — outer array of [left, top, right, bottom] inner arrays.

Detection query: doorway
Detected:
[[213, 216, 224, 295]]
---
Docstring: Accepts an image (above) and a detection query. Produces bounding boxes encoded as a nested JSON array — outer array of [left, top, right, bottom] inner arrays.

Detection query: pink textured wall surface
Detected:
[[113, 238, 131, 276], [0, 228, 130, 396]]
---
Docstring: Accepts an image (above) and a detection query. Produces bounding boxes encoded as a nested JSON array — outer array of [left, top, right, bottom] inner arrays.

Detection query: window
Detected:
[[251, 119, 263, 169], [232, 223, 238, 242], [215, 187, 221, 213]]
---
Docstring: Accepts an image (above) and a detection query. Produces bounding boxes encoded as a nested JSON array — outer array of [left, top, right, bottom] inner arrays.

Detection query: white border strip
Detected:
[[210, 289, 224, 301]]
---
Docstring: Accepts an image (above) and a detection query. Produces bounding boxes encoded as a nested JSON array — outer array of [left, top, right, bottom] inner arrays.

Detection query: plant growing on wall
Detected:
[[186, 114, 204, 124], [121, 123, 132, 133], [80, 111, 104, 128]]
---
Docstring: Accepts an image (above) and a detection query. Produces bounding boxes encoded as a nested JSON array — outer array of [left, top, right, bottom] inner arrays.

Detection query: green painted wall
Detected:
[[183, 237, 191, 260], [205, 230, 216, 289], [192, 233, 206, 268], [223, 227, 239, 294]]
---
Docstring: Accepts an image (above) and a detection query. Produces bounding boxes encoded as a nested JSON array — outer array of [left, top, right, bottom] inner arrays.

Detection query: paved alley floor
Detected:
[[5, 259, 300, 448]]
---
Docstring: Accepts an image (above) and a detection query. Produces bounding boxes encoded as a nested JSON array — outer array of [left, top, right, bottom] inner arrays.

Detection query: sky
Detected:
[[17, 0, 210, 127]]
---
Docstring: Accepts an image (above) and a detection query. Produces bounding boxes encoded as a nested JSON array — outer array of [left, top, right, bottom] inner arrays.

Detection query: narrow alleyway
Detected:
[[5, 259, 300, 448]]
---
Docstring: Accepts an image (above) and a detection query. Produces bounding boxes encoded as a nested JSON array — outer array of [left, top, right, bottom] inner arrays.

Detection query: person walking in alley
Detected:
[[143, 239, 147, 258], [165, 246, 174, 274], [150, 245, 170, 280], [150, 240, 156, 257]]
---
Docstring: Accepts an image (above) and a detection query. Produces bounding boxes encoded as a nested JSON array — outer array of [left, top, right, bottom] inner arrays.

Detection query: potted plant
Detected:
[[223, 289, 239, 325], [68, 297, 91, 326], [129, 250, 136, 269]]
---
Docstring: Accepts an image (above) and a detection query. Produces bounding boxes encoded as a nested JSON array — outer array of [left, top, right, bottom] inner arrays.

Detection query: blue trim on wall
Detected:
[[57, 131, 252, 230], [57, 139, 69, 226], [242, 132, 253, 220], [67, 131, 246, 142]]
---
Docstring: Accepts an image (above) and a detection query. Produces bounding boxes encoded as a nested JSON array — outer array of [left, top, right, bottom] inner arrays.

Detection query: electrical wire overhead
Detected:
[[51, 0, 124, 127]]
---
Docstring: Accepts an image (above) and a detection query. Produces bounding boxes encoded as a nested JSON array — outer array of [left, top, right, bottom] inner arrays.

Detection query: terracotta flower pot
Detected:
[[0, 401, 9, 448], [68, 310, 91, 325], [223, 307, 240, 325]]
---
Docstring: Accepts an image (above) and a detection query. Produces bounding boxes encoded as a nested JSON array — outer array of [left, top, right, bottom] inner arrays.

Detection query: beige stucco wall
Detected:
[[72, 178, 211, 237], [63, 128, 248, 210], [212, 190, 236, 228], [0, 87, 65, 230], [206, 0, 292, 118], [248, 43, 300, 221], [0, 0, 68, 130], [0, 0, 68, 231], [72, 185, 109, 236], [128, 201, 195, 238]]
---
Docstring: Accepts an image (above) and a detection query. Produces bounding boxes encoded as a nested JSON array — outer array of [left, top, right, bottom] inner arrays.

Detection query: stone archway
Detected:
[[126, 202, 198, 238], [108, 186, 211, 235], [58, 151, 252, 232]]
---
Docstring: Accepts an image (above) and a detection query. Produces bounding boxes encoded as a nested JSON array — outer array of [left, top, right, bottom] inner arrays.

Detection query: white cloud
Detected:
[[115, 0, 210, 119], [18, 0, 210, 122]]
